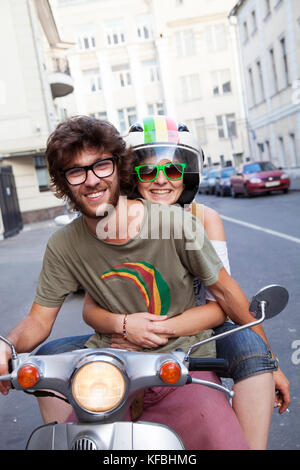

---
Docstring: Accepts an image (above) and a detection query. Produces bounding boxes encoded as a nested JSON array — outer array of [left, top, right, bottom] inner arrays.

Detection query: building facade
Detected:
[[51, 0, 249, 168], [230, 0, 300, 169], [0, 0, 74, 235]]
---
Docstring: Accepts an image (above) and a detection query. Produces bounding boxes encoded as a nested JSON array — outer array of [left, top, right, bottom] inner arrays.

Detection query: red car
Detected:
[[230, 161, 290, 197]]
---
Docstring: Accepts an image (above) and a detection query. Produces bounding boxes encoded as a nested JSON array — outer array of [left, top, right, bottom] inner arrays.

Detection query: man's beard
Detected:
[[69, 181, 120, 220]]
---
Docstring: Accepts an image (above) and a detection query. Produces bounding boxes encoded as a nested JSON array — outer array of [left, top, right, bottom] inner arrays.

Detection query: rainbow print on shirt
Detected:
[[101, 262, 171, 316]]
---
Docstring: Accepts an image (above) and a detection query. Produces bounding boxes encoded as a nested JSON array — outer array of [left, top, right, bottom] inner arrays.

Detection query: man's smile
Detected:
[[85, 189, 107, 201]]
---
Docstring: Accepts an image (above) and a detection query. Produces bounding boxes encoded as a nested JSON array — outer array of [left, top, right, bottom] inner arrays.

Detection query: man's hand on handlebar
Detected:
[[0, 342, 12, 395]]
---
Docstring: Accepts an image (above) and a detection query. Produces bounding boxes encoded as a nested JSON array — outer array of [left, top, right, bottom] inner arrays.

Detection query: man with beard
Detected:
[[0, 116, 276, 449]]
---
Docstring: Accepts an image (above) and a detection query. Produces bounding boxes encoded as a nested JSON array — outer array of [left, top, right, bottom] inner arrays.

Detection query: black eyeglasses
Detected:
[[61, 157, 117, 186]]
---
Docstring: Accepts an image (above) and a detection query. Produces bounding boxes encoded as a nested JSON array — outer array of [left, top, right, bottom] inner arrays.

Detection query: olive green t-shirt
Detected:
[[35, 199, 223, 357]]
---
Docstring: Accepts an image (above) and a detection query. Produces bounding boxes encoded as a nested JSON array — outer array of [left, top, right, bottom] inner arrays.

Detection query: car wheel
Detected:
[[231, 186, 237, 198], [283, 188, 289, 194], [220, 187, 226, 197]]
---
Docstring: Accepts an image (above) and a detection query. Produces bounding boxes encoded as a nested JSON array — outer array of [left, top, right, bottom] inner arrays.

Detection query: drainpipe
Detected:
[[26, 0, 56, 133], [228, 14, 254, 163]]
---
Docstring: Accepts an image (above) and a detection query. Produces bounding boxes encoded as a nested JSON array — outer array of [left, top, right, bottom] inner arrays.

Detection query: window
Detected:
[[206, 24, 227, 52], [118, 107, 137, 132], [180, 74, 201, 101], [112, 65, 131, 88], [280, 37, 289, 87], [269, 48, 278, 93], [34, 156, 50, 191], [106, 20, 125, 46], [217, 115, 225, 139], [244, 162, 276, 173], [256, 60, 265, 101], [212, 70, 232, 96], [77, 25, 96, 51], [226, 114, 237, 139], [136, 15, 153, 41], [142, 60, 160, 83], [265, 140, 272, 162], [83, 68, 102, 93], [264, 0, 271, 18], [248, 67, 256, 105], [257, 142, 264, 160], [60, 108, 68, 121], [251, 10, 257, 34], [289, 133, 299, 166], [216, 114, 237, 139], [147, 102, 165, 115], [278, 137, 286, 167], [298, 19, 300, 67], [175, 30, 196, 57], [242, 21, 249, 43], [186, 118, 207, 144], [89, 111, 107, 120]]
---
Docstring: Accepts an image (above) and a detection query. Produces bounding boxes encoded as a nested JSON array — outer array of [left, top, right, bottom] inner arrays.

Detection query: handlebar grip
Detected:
[[188, 358, 229, 374]]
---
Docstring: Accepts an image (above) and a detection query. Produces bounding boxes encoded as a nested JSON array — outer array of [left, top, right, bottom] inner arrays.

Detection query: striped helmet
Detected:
[[124, 115, 204, 206]]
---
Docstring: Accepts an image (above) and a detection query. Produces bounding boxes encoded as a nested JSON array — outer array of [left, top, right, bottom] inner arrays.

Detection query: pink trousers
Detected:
[[125, 371, 249, 450]]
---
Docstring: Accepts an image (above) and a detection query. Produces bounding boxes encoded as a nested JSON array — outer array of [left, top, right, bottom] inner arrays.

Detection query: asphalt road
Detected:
[[0, 189, 299, 450], [195, 190, 300, 451]]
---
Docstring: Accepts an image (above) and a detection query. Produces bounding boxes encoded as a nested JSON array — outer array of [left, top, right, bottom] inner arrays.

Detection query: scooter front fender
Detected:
[[26, 421, 185, 450]]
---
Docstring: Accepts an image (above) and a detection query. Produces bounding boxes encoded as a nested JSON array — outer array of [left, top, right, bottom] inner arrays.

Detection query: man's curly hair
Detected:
[[45, 116, 135, 207]]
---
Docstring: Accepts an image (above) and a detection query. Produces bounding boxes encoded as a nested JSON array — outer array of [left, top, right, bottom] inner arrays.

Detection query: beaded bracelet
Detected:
[[122, 314, 128, 339]]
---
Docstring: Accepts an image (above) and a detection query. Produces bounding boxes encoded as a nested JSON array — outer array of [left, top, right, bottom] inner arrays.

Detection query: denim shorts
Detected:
[[214, 322, 278, 383], [35, 323, 278, 384], [35, 335, 92, 355]]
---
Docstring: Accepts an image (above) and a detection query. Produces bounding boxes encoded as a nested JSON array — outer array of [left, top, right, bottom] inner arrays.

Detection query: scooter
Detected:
[[0, 285, 288, 450]]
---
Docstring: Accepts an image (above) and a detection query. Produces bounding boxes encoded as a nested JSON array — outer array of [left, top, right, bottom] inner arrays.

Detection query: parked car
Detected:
[[198, 168, 211, 194], [199, 167, 220, 195], [215, 167, 235, 197], [230, 161, 290, 198]]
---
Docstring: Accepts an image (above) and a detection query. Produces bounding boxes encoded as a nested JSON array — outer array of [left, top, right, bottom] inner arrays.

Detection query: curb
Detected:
[[23, 220, 56, 232]]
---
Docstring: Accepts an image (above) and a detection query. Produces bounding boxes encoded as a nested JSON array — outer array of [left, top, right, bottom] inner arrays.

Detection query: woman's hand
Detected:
[[111, 334, 142, 351], [273, 368, 290, 414], [114, 312, 176, 349]]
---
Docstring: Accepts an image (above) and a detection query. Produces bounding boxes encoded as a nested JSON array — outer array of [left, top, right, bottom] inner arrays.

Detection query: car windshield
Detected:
[[221, 168, 235, 178], [244, 162, 277, 174]]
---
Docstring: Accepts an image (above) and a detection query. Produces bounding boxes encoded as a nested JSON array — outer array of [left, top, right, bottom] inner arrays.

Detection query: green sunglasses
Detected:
[[134, 162, 186, 183]]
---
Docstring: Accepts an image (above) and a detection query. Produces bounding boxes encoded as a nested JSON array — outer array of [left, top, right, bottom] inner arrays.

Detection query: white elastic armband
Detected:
[[205, 240, 231, 302]]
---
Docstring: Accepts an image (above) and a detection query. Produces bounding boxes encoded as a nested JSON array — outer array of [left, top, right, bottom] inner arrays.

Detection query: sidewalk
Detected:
[[23, 219, 56, 232]]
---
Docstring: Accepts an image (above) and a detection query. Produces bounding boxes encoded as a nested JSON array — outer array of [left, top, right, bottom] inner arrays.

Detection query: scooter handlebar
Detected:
[[188, 358, 229, 374]]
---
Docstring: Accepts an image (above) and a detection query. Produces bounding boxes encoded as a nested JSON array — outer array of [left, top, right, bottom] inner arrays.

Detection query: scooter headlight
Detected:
[[72, 361, 126, 413]]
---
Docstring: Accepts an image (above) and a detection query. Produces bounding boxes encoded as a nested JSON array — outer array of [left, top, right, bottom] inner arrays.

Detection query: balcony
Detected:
[[48, 59, 74, 98]]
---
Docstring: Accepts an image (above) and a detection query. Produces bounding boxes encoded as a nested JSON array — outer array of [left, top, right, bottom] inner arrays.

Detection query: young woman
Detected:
[[37, 116, 288, 449], [82, 116, 287, 449]]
